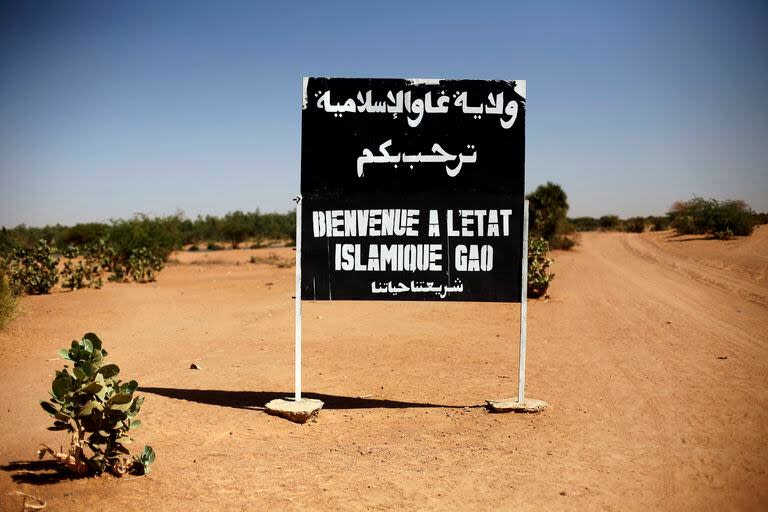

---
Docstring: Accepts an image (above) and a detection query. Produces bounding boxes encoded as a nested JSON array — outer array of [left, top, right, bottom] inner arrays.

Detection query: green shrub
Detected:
[[59, 223, 108, 247], [5, 239, 59, 294], [528, 236, 554, 298], [647, 216, 671, 231], [0, 227, 16, 257], [79, 236, 163, 284], [221, 211, 252, 249], [127, 247, 164, 283], [60, 246, 103, 290], [0, 269, 19, 329], [107, 214, 182, 263], [598, 215, 621, 231], [550, 235, 576, 250], [569, 217, 599, 232], [39, 333, 155, 476], [527, 182, 570, 245], [669, 197, 755, 238], [624, 217, 646, 233]]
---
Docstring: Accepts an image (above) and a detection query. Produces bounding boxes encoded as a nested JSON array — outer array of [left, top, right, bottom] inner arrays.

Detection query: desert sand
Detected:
[[1, 228, 767, 511]]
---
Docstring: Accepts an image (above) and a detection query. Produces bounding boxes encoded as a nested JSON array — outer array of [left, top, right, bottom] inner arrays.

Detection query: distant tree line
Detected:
[[0, 210, 296, 258], [568, 198, 765, 239]]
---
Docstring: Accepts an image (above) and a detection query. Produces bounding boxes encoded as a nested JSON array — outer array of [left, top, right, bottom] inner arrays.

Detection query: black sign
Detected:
[[300, 77, 525, 302]]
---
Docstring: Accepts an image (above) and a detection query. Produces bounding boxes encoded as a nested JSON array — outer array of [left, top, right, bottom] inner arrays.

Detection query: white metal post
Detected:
[[518, 200, 530, 403], [294, 196, 303, 401]]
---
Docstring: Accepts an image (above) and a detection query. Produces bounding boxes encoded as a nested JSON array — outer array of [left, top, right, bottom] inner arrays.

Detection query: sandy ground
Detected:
[[1, 228, 766, 511]]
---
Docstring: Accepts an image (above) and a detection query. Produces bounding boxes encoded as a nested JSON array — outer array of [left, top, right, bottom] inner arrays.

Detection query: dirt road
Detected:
[[1, 229, 766, 511]]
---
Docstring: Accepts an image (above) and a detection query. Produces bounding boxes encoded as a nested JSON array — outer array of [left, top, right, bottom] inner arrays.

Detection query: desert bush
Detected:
[[107, 214, 182, 263], [0, 269, 19, 329], [624, 217, 646, 233], [669, 197, 755, 238], [647, 216, 671, 231], [221, 211, 252, 249], [528, 236, 554, 298], [5, 239, 60, 294], [527, 182, 569, 244], [207, 242, 224, 251], [127, 247, 164, 283], [0, 227, 15, 256], [39, 333, 155, 476], [550, 235, 577, 250], [569, 217, 599, 232], [61, 260, 100, 290], [60, 246, 103, 290], [59, 223, 108, 247], [187, 245, 200, 252], [598, 215, 621, 231]]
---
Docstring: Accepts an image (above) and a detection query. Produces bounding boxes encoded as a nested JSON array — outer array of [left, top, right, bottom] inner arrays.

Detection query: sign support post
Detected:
[[294, 195, 303, 401], [264, 195, 325, 423], [487, 198, 548, 413], [518, 199, 529, 403]]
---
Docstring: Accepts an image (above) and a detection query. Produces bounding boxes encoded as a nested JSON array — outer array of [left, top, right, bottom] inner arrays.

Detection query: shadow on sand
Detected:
[[139, 387, 473, 411], [1, 390, 473, 484], [0, 460, 84, 485]]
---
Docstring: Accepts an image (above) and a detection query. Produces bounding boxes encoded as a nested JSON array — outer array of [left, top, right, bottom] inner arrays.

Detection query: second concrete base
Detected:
[[264, 398, 324, 423], [486, 398, 549, 413]]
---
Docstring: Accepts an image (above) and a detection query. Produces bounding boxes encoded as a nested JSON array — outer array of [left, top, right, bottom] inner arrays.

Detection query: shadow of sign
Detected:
[[139, 387, 476, 411]]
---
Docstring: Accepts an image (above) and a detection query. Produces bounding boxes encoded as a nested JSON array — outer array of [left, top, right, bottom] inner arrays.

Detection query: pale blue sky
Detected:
[[1, 0, 766, 227]]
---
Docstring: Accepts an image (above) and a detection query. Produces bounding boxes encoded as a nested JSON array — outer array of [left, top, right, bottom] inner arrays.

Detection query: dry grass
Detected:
[[0, 271, 19, 329], [249, 253, 294, 268]]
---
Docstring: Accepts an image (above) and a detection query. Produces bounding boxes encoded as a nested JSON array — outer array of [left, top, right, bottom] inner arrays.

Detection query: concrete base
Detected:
[[486, 398, 549, 413], [264, 398, 324, 423]]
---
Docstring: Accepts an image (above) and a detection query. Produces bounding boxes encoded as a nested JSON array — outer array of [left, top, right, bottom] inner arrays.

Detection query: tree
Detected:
[[221, 211, 252, 248], [526, 182, 569, 244], [598, 215, 620, 230]]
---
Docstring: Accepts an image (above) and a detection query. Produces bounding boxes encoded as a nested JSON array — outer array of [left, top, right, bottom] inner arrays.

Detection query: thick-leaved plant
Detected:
[[528, 236, 554, 298], [6, 239, 59, 294], [39, 333, 155, 476]]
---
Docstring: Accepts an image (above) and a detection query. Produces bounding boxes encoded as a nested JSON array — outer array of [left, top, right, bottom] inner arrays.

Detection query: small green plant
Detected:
[[133, 445, 156, 474], [108, 263, 128, 282], [60, 246, 103, 290], [100, 244, 163, 284], [0, 269, 19, 329], [127, 247, 164, 283], [85, 237, 119, 272], [528, 236, 554, 298], [39, 333, 154, 476], [6, 239, 59, 294]]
